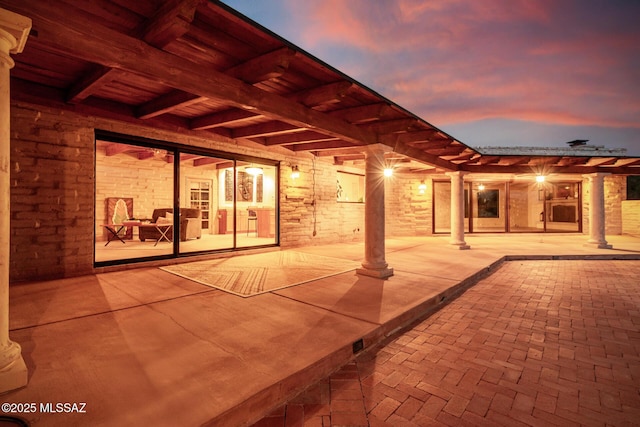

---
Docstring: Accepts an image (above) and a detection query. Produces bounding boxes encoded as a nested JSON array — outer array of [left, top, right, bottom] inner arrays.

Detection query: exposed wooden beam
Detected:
[[9, 0, 376, 146], [232, 121, 304, 139], [226, 47, 295, 84], [66, 65, 117, 104], [141, 0, 202, 48], [389, 140, 459, 171], [290, 140, 357, 152], [67, 0, 201, 105], [586, 157, 617, 166], [289, 81, 353, 107], [612, 158, 640, 167], [190, 108, 261, 130], [136, 90, 205, 119], [359, 118, 419, 134], [406, 137, 453, 149], [263, 130, 338, 146], [328, 103, 393, 124]]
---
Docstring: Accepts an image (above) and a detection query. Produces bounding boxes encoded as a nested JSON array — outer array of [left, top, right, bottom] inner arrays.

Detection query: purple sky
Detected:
[[221, 0, 640, 156]]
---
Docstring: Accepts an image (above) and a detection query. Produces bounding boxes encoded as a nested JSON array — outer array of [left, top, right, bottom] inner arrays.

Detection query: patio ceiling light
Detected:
[[383, 167, 393, 177], [246, 166, 263, 175], [536, 175, 546, 183]]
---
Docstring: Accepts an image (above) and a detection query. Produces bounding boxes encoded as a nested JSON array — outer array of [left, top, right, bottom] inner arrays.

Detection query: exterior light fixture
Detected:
[[246, 165, 263, 175], [536, 175, 545, 183], [418, 181, 427, 194], [290, 165, 300, 179], [478, 184, 485, 191], [383, 167, 393, 177]]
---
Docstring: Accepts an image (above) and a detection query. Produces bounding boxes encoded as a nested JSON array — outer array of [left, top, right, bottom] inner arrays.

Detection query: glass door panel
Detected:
[[95, 141, 174, 262], [235, 162, 278, 248], [472, 182, 506, 232], [545, 182, 580, 232], [179, 154, 234, 253], [509, 182, 544, 232]]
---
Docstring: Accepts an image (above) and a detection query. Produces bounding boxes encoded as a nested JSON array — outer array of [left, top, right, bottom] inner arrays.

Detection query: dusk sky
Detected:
[[221, 0, 640, 156]]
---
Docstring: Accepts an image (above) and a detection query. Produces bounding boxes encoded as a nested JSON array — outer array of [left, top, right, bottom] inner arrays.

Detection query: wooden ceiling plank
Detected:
[[226, 47, 295, 84], [359, 118, 419, 135], [136, 90, 205, 119], [231, 121, 303, 139], [190, 108, 262, 130], [8, 0, 377, 146], [263, 130, 338, 146], [289, 81, 353, 108], [290, 140, 356, 151], [329, 103, 393, 124]]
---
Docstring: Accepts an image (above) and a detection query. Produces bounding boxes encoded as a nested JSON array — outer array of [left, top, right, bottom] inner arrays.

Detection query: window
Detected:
[[628, 176, 640, 200], [337, 171, 364, 203]]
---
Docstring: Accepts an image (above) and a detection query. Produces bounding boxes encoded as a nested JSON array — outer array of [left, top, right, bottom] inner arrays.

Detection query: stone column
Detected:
[[356, 144, 393, 278], [584, 172, 612, 249], [0, 8, 31, 394], [446, 171, 470, 249]]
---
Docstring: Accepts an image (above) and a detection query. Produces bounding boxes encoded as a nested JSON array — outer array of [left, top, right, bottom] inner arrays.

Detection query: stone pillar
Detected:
[[0, 8, 31, 394], [356, 144, 393, 278], [446, 171, 470, 249], [584, 172, 612, 249]]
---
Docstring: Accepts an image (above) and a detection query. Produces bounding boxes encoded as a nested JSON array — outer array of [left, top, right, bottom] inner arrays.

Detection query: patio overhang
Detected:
[[2, 0, 638, 175]]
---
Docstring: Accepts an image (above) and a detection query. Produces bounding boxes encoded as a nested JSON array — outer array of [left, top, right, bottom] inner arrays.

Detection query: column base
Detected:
[[0, 349, 28, 394], [585, 241, 613, 249], [450, 241, 471, 250], [356, 266, 394, 279]]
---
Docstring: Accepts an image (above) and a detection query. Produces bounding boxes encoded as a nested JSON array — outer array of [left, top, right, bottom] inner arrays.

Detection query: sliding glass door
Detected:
[[94, 134, 279, 266]]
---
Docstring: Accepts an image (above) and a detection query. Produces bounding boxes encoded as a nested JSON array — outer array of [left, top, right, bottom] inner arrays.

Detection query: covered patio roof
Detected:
[[4, 0, 639, 175]]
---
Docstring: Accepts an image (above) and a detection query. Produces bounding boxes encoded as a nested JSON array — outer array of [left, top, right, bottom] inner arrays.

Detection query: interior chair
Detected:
[[247, 209, 257, 236]]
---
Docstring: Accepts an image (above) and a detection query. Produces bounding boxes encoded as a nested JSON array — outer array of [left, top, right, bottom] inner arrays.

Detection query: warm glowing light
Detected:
[[418, 181, 427, 194], [290, 165, 300, 179], [246, 166, 263, 175], [383, 168, 393, 177], [536, 175, 545, 183], [478, 184, 485, 191]]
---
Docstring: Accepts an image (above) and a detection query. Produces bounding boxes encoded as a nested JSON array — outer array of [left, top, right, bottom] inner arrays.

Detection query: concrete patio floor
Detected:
[[1, 234, 639, 426]]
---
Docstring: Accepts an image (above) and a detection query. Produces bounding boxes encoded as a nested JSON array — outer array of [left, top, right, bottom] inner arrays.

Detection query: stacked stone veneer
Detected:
[[9, 102, 367, 282], [622, 201, 640, 235], [385, 176, 432, 236]]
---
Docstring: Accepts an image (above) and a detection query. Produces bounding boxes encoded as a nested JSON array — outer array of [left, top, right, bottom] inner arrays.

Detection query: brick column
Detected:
[[356, 144, 393, 278], [584, 172, 612, 249], [0, 8, 30, 394], [446, 171, 470, 249]]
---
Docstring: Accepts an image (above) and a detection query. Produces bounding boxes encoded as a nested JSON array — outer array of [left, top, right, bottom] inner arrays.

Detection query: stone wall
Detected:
[[622, 201, 640, 235], [9, 102, 363, 282], [385, 175, 432, 236]]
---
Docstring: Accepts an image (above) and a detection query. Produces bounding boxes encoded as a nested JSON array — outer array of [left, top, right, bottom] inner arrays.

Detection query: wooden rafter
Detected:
[[329, 103, 393, 124], [232, 121, 304, 139], [136, 90, 205, 119], [12, 0, 378, 147], [263, 130, 338, 146], [190, 109, 262, 130], [226, 47, 296, 84], [290, 140, 356, 151], [359, 118, 420, 134], [289, 81, 353, 108]]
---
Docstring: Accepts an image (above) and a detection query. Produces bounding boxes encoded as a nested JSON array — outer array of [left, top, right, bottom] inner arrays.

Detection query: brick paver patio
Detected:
[[253, 260, 640, 426]]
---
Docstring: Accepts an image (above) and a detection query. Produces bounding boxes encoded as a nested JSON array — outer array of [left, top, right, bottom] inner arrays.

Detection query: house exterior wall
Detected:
[[385, 175, 433, 236], [9, 102, 364, 282], [622, 201, 640, 235]]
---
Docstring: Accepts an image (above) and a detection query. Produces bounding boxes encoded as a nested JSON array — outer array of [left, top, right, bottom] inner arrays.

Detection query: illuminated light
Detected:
[[383, 168, 393, 177], [290, 165, 300, 179], [536, 175, 545, 183], [478, 184, 485, 191], [246, 166, 263, 175], [418, 181, 427, 194]]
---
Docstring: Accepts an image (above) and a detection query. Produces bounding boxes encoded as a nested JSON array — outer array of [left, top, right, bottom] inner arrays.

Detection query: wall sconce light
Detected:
[[478, 184, 485, 191], [536, 175, 545, 183], [383, 167, 393, 177], [290, 165, 300, 179], [418, 181, 427, 194]]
